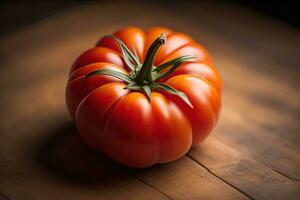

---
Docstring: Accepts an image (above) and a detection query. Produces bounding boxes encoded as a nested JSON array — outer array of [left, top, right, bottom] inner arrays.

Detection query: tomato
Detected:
[[66, 26, 222, 167]]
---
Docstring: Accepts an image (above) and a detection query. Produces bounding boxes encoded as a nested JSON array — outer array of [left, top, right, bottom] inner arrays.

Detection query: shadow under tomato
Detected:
[[35, 121, 138, 184]]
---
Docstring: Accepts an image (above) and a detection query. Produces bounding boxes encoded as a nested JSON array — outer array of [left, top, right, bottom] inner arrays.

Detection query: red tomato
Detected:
[[66, 26, 222, 167]]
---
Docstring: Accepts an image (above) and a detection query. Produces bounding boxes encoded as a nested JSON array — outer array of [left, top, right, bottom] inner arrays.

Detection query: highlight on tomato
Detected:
[[66, 26, 222, 167]]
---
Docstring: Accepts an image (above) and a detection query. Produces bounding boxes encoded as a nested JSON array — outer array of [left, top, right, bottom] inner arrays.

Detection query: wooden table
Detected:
[[1, 1, 299, 199]]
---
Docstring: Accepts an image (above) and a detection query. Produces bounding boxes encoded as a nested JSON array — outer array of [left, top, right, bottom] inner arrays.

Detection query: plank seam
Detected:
[[215, 138, 299, 183], [187, 155, 256, 200], [268, 167, 299, 182], [138, 178, 174, 200]]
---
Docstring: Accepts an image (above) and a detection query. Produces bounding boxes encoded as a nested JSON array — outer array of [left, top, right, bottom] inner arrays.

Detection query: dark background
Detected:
[[1, 1, 299, 35]]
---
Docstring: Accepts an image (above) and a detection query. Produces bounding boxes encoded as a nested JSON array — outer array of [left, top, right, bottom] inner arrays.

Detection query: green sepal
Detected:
[[110, 35, 140, 70], [131, 45, 141, 65], [155, 61, 181, 81], [124, 82, 142, 90], [154, 83, 193, 108], [86, 69, 133, 83], [156, 55, 196, 71], [142, 85, 151, 101]]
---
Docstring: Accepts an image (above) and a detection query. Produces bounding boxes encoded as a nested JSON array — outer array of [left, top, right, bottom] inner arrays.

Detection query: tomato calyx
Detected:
[[86, 34, 195, 108]]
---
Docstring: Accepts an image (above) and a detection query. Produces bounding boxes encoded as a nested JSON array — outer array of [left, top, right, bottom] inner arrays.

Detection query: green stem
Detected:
[[135, 33, 166, 84]]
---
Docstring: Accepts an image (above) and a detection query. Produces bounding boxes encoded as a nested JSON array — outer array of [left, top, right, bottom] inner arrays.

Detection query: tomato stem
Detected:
[[135, 33, 166, 85]]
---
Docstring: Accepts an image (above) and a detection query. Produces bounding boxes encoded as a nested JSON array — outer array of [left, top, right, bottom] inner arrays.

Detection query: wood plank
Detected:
[[188, 138, 300, 200], [139, 157, 249, 200], [212, 34, 300, 180], [215, 82, 300, 180]]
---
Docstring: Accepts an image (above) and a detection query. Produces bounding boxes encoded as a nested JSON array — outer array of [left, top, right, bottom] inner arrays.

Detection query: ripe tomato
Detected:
[[66, 26, 222, 167]]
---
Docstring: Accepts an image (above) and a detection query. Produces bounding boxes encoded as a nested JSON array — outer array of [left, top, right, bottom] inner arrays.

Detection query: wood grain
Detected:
[[188, 138, 300, 200], [0, 1, 299, 199]]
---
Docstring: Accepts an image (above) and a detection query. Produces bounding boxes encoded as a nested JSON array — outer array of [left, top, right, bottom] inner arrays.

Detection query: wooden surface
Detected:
[[1, 1, 300, 200]]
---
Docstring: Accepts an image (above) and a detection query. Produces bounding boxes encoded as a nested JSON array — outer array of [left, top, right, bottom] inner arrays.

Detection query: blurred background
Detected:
[[1, 0, 299, 35], [0, 1, 299, 199]]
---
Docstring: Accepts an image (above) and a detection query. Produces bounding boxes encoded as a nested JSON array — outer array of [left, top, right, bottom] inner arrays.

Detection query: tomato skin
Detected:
[[159, 61, 222, 93], [76, 90, 193, 167], [97, 27, 146, 61], [66, 63, 127, 118], [164, 75, 221, 145], [66, 26, 222, 167], [70, 47, 124, 73]]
